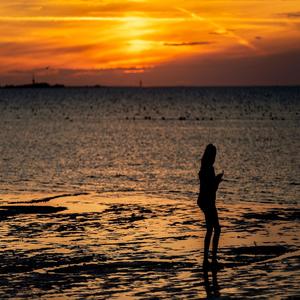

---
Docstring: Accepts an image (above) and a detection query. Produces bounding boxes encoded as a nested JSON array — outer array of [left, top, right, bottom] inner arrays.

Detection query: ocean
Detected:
[[1, 86, 299, 203], [0, 87, 299, 299]]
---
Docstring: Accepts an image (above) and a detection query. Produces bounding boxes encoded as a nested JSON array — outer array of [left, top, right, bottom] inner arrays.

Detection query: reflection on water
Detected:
[[0, 193, 299, 299], [203, 268, 220, 299]]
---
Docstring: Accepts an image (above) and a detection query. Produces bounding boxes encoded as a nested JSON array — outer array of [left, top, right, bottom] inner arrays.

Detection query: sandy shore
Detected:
[[0, 192, 299, 299]]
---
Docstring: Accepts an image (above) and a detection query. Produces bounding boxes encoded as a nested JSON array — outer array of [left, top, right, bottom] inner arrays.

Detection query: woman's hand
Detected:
[[216, 171, 224, 183]]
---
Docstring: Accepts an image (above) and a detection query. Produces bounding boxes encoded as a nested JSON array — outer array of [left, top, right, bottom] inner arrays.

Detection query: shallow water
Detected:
[[0, 193, 299, 299], [0, 87, 299, 298]]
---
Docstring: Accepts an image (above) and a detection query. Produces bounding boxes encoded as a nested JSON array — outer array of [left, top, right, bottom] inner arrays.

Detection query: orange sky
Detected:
[[0, 0, 300, 86]]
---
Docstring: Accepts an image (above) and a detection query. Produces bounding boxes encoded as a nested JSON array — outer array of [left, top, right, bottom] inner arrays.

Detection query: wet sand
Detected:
[[0, 193, 299, 299]]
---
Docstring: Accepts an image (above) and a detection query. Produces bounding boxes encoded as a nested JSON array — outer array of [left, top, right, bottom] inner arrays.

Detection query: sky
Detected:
[[0, 0, 300, 86]]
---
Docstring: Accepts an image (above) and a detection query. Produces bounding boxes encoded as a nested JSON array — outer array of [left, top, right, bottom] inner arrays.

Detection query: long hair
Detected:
[[201, 144, 216, 167]]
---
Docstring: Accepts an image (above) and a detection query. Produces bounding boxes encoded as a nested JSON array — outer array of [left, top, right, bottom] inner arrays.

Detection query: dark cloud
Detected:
[[0, 42, 97, 57], [278, 11, 300, 18], [209, 31, 224, 36], [164, 41, 212, 46], [145, 48, 300, 86], [6, 66, 148, 75]]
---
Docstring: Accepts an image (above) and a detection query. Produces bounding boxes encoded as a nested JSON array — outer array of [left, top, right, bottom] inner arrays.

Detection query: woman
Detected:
[[198, 144, 224, 269]]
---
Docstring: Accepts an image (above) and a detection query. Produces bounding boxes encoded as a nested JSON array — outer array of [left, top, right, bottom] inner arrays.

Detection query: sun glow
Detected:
[[127, 40, 154, 53]]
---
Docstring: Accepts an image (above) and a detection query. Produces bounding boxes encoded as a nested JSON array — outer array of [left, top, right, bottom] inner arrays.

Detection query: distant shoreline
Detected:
[[1, 83, 65, 89], [1, 83, 66, 89], [1, 84, 300, 89]]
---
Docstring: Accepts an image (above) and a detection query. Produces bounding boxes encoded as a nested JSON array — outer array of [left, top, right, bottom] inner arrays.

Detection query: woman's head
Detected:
[[201, 144, 216, 166]]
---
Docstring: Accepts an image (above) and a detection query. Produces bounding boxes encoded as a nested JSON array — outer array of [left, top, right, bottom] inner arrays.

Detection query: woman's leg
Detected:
[[212, 210, 221, 262], [203, 209, 213, 266], [203, 224, 213, 265]]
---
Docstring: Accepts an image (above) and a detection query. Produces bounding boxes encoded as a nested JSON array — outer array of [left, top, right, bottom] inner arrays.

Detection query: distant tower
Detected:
[[32, 73, 36, 85], [139, 79, 143, 88]]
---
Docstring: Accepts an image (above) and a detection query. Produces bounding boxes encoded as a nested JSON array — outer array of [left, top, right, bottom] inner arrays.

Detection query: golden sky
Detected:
[[0, 0, 300, 85]]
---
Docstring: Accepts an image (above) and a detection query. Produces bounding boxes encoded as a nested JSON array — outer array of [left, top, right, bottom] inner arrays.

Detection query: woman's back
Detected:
[[198, 165, 217, 209]]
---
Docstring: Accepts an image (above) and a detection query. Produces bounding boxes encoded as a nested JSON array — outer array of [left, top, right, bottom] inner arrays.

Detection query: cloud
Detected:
[[0, 2, 183, 19], [209, 29, 236, 36], [0, 42, 97, 57], [5, 66, 151, 76], [0, 16, 185, 23], [144, 48, 300, 86], [279, 12, 300, 19], [164, 41, 212, 46]]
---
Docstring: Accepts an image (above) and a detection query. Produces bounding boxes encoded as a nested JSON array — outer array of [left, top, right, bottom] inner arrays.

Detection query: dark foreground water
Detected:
[[0, 87, 299, 299]]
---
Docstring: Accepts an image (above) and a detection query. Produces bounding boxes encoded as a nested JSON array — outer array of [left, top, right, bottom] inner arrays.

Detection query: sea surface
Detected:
[[0, 87, 299, 299], [0, 86, 299, 204]]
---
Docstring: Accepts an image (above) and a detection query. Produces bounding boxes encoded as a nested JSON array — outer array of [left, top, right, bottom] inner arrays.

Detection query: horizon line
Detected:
[[1, 84, 300, 88]]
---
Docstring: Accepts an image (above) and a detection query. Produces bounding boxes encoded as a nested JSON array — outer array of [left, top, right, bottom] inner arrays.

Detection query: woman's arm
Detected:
[[215, 171, 224, 190]]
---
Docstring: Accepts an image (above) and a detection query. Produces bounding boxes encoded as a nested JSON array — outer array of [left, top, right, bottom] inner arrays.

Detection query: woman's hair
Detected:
[[201, 144, 216, 167]]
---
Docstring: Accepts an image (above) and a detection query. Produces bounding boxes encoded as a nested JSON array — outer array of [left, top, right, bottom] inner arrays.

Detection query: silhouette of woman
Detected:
[[197, 144, 224, 269]]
